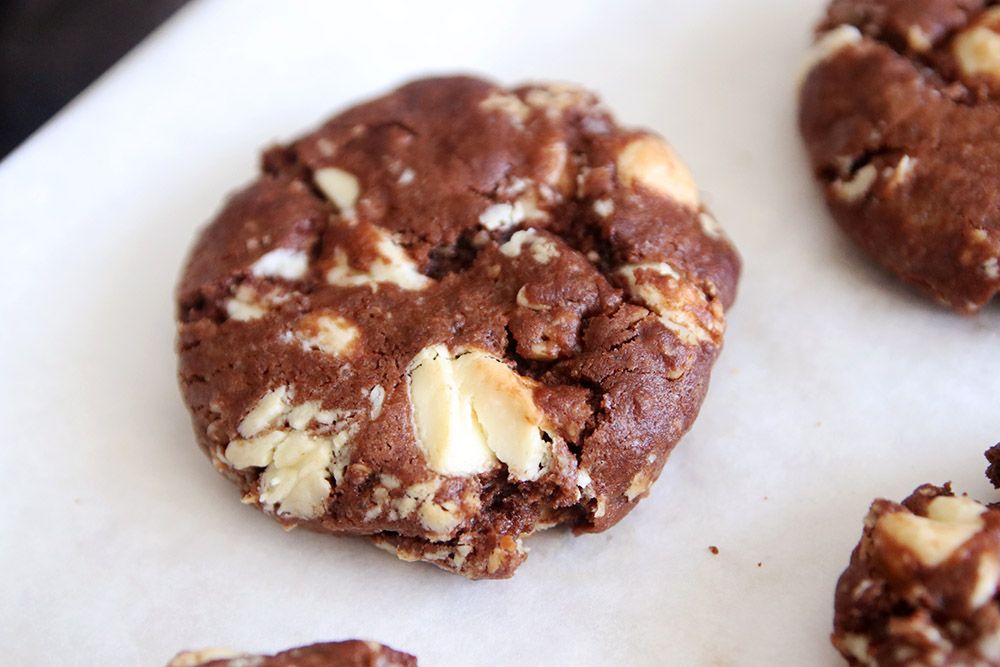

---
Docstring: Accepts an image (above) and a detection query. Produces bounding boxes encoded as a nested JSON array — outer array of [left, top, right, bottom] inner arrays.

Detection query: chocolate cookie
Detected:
[[176, 76, 740, 579], [799, 1, 1000, 313], [167, 640, 415, 667], [832, 480, 1000, 665]]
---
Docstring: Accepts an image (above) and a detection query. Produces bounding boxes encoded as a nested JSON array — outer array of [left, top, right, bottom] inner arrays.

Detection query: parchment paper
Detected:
[[2, 1, 999, 664]]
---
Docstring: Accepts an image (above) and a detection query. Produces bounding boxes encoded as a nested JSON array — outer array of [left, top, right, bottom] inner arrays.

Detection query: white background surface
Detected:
[[2, 0, 999, 664]]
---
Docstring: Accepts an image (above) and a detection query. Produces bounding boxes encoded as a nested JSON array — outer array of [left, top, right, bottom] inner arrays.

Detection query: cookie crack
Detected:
[[502, 323, 561, 380], [821, 146, 904, 183]]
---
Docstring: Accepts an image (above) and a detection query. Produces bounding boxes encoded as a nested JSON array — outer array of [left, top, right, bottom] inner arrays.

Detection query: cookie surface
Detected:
[[167, 640, 415, 667], [832, 483, 1000, 666], [799, 1, 1000, 313], [176, 76, 739, 579]]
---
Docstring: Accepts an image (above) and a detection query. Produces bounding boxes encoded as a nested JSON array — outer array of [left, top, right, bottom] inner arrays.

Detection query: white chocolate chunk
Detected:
[[326, 227, 430, 291], [479, 202, 526, 231], [524, 83, 589, 116], [389, 478, 463, 538], [286, 401, 321, 430], [617, 136, 699, 209], [618, 262, 721, 346], [620, 261, 680, 281], [228, 428, 350, 520], [365, 485, 389, 521], [625, 469, 653, 501], [258, 431, 335, 518], [971, 554, 1000, 609], [226, 284, 268, 321], [226, 430, 287, 469], [315, 409, 343, 425], [516, 192, 549, 222], [369, 233, 431, 288], [377, 542, 422, 562], [294, 312, 359, 356], [799, 25, 863, 84], [238, 387, 289, 437], [538, 141, 569, 187], [479, 91, 531, 127], [316, 138, 336, 157], [877, 497, 985, 567], [486, 547, 505, 574], [698, 211, 724, 240], [226, 299, 266, 322], [250, 248, 308, 280], [527, 342, 557, 360], [954, 9, 1000, 82], [887, 155, 917, 189], [314, 167, 360, 213], [419, 498, 463, 537], [500, 229, 559, 264], [274, 431, 350, 519], [927, 495, 988, 525], [831, 164, 877, 203], [516, 285, 549, 311], [980, 632, 1000, 661], [837, 634, 876, 667], [407, 346, 496, 477], [907, 25, 933, 53], [391, 486, 421, 519], [594, 496, 607, 519], [593, 199, 614, 218], [422, 548, 451, 562], [503, 177, 531, 197], [368, 384, 385, 420], [453, 543, 474, 568], [982, 257, 1000, 280], [407, 345, 552, 481], [454, 352, 551, 481], [225, 387, 355, 520]]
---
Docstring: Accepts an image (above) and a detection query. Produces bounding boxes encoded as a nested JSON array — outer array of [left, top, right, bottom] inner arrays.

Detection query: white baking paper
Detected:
[[2, 0, 999, 664]]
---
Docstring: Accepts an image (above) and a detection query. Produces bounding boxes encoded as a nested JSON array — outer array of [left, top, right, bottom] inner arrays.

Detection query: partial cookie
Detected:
[[168, 640, 415, 666], [985, 442, 1000, 488], [176, 76, 740, 579], [799, 1, 1000, 313], [832, 483, 1000, 666]]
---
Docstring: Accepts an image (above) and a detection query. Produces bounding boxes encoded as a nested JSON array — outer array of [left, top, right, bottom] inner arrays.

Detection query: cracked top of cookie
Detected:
[[832, 483, 1000, 666], [800, 0, 1000, 312], [176, 76, 739, 579]]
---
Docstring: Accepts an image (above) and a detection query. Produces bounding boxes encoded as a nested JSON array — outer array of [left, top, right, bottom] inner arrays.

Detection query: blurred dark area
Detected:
[[0, 0, 189, 159]]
